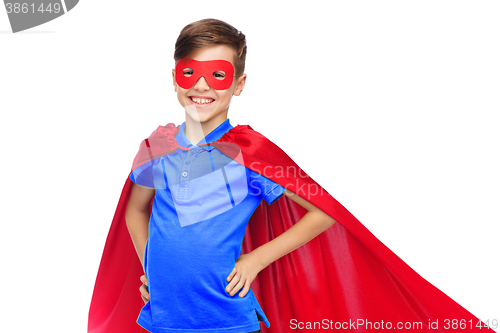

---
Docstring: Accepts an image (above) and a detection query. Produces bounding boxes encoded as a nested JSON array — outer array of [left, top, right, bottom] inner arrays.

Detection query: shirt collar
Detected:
[[175, 119, 233, 147]]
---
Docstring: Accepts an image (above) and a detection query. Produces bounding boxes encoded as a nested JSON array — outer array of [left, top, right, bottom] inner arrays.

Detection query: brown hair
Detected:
[[174, 19, 247, 78]]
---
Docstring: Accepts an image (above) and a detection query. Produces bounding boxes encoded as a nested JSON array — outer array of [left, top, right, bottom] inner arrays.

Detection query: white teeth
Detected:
[[191, 97, 213, 104]]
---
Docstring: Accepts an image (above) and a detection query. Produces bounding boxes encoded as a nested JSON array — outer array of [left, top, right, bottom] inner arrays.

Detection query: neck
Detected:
[[184, 111, 228, 145]]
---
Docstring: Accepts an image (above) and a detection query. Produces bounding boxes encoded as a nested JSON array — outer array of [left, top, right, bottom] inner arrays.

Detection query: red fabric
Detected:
[[88, 123, 495, 333]]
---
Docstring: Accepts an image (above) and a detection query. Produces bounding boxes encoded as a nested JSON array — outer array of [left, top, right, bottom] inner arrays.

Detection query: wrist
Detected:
[[249, 246, 270, 272]]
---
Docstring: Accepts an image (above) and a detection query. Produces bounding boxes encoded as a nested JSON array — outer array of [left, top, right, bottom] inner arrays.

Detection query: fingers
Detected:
[[232, 280, 245, 297], [226, 267, 242, 296], [140, 284, 150, 304], [238, 280, 251, 298], [140, 275, 150, 304], [226, 267, 236, 282], [226, 271, 240, 293], [140, 274, 148, 286], [226, 270, 247, 297]]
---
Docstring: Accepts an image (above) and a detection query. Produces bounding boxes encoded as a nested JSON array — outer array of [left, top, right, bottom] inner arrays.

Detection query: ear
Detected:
[[172, 69, 178, 92], [232, 74, 247, 96]]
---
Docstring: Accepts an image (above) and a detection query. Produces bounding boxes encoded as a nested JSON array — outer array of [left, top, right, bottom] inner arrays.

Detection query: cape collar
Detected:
[[133, 120, 245, 169]]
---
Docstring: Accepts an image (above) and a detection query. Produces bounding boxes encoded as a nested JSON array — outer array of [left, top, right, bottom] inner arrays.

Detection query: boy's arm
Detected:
[[253, 189, 337, 267], [125, 183, 155, 269], [226, 189, 336, 297]]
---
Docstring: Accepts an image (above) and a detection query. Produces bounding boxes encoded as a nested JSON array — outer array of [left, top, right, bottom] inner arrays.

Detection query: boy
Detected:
[[125, 19, 335, 333], [89, 18, 494, 333]]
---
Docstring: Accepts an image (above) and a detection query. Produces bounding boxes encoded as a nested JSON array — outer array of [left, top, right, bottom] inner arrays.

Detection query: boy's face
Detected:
[[172, 45, 246, 124]]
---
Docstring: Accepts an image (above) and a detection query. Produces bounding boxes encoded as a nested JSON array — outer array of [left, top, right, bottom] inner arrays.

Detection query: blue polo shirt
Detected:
[[130, 119, 286, 333]]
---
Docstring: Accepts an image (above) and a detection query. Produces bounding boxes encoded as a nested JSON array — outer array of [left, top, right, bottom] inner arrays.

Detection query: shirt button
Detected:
[[182, 171, 188, 177]]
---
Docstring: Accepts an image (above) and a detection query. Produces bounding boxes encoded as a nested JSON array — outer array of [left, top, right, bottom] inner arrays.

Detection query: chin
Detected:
[[184, 107, 212, 123], [184, 105, 227, 124]]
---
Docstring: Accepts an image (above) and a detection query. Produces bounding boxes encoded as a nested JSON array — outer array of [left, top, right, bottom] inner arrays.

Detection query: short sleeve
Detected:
[[248, 170, 286, 205], [130, 159, 155, 188]]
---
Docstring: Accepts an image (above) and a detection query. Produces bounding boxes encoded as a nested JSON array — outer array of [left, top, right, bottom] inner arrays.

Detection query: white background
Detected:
[[1, 1, 498, 332]]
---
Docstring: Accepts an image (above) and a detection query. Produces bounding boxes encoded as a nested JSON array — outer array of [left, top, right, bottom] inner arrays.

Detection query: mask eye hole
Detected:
[[182, 68, 193, 77], [213, 71, 226, 80]]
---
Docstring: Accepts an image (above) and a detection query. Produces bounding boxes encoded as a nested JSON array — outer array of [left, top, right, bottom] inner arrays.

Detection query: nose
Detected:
[[193, 76, 210, 91]]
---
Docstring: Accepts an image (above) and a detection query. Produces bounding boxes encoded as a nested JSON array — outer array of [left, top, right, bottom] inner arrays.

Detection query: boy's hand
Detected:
[[140, 275, 150, 304], [226, 252, 263, 298]]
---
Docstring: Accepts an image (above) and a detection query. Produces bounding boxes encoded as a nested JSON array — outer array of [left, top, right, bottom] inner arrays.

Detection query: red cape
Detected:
[[88, 123, 495, 333]]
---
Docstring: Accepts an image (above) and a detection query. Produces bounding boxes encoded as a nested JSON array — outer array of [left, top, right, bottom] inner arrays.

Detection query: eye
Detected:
[[182, 68, 193, 77], [213, 71, 226, 80]]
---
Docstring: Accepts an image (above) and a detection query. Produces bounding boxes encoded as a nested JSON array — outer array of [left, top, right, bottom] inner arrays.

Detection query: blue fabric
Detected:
[[129, 119, 286, 333]]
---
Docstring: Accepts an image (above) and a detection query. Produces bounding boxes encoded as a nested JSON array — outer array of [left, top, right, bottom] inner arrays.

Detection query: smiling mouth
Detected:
[[189, 96, 215, 105]]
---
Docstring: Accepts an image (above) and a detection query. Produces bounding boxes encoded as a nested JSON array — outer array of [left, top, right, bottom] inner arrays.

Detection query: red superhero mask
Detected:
[[175, 58, 235, 90]]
